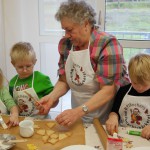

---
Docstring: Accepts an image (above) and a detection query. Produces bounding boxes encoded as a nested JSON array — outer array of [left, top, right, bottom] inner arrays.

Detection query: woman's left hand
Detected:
[[55, 108, 80, 127], [141, 125, 150, 140]]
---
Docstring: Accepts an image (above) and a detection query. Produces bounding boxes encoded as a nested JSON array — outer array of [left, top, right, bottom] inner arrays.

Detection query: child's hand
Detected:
[[141, 125, 150, 140], [7, 114, 19, 128], [105, 112, 119, 136]]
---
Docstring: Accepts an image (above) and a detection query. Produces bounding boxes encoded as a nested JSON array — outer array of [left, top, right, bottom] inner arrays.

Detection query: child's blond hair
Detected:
[[10, 42, 36, 64], [128, 53, 150, 85]]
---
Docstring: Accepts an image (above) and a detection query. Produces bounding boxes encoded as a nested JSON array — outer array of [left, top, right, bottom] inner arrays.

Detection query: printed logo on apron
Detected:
[[119, 86, 150, 129], [13, 72, 39, 117], [14, 89, 37, 116], [70, 64, 86, 86]]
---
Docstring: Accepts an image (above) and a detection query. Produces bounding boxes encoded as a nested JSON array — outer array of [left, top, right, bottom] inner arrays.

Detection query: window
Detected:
[[39, 0, 63, 35], [100, 0, 150, 63], [124, 48, 150, 64], [105, 0, 150, 41]]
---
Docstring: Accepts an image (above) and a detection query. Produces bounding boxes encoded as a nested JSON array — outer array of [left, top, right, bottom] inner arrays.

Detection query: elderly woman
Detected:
[[38, 0, 129, 126]]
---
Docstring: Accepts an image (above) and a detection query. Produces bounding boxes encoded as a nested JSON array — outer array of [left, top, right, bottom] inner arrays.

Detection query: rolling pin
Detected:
[[93, 118, 108, 150]]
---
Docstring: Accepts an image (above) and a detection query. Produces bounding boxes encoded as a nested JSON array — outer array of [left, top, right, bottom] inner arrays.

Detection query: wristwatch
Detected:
[[82, 105, 88, 114]]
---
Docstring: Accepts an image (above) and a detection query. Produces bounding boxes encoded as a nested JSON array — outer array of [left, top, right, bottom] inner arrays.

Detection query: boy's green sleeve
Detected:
[[34, 71, 54, 99]]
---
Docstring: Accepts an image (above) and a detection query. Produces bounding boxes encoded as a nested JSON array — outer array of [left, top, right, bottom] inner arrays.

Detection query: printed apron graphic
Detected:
[[13, 73, 39, 116], [119, 86, 150, 128], [130, 108, 143, 125], [70, 64, 86, 86]]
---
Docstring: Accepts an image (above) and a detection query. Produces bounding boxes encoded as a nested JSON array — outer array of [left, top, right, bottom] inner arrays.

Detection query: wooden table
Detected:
[[0, 115, 85, 150], [1, 116, 149, 150]]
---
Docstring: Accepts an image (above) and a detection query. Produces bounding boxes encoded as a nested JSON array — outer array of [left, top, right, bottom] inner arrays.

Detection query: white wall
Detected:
[[0, 0, 6, 74], [2, 0, 61, 85], [3, 0, 40, 80]]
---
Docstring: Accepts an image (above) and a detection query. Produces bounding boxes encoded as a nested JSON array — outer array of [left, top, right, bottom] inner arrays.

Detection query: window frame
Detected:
[[99, 0, 150, 49]]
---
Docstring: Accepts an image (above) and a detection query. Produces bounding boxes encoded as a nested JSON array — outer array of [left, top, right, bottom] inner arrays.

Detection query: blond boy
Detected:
[[9, 42, 54, 118], [106, 53, 150, 140]]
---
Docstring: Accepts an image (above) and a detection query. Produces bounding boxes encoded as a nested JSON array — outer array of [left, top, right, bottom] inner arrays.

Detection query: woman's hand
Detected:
[[55, 108, 81, 127], [38, 94, 58, 115], [141, 125, 150, 140], [38, 75, 68, 115], [105, 112, 119, 136], [7, 114, 19, 128]]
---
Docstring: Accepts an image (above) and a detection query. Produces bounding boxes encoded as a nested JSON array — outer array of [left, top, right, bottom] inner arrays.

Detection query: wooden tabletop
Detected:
[[0, 115, 85, 150]]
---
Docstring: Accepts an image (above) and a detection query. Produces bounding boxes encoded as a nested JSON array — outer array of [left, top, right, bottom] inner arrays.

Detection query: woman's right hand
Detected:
[[38, 75, 68, 115], [105, 112, 119, 136], [38, 94, 58, 115]]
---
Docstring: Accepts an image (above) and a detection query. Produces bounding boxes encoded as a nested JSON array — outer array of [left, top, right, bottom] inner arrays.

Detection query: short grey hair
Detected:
[[55, 0, 96, 26]]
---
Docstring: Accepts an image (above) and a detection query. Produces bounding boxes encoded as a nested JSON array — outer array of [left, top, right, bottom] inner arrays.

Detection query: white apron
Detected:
[[0, 100, 7, 114], [13, 72, 40, 117], [119, 85, 150, 129], [65, 42, 113, 123]]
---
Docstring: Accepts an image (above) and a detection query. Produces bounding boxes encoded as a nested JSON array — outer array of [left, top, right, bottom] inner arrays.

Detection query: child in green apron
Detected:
[[9, 42, 54, 118]]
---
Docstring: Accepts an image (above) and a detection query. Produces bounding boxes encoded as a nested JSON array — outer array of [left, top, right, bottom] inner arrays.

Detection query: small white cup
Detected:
[[19, 120, 34, 138]]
